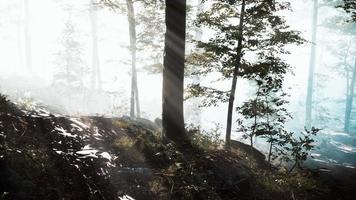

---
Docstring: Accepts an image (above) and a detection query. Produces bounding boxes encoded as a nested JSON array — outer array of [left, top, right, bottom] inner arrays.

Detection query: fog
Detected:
[[0, 0, 354, 165]]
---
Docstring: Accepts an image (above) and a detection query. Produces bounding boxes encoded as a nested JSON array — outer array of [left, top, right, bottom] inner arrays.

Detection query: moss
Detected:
[[255, 170, 328, 199], [113, 119, 131, 129], [113, 135, 135, 150]]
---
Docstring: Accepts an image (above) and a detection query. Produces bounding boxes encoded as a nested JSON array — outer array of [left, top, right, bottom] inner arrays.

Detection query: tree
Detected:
[[280, 128, 319, 172], [237, 55, 291, 163], [89, 0, 103, 91], [345, 58, 356, 133], [188, 0, 303, 149], [136, 0, 165, 74], [225, 0, 246, 150], [100, 0, 166, 118], [305, 0, 319, 129], [337, 0, 356, 132], [325, 38, 355, 132], [322, 0, 356, 132], [162, 0, 187, 142], [53, 19, 87, 89], [126, 0, 141, 118]]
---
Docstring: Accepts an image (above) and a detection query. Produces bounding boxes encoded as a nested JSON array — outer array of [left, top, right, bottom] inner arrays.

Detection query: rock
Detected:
[[230, 140, 268, 169], [135, 118, 160, 131]]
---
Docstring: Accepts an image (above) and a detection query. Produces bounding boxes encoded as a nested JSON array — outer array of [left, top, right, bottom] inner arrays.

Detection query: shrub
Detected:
[[186, 123, 223, 150], [278, 127, 320, 172]]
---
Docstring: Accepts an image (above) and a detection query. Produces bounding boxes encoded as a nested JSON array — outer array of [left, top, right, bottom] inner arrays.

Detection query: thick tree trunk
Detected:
[[90, 0, 102, 90], [162, 0, 187, 142], [345, 58, 356, 133], [24, 0, 32, 73], [305, 0, 318, 129], [126, 0, 140, 118], [225, 0, 246, 150]]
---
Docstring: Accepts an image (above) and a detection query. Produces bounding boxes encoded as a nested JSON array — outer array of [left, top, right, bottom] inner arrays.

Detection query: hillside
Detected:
[[1, 95, 356, 200]]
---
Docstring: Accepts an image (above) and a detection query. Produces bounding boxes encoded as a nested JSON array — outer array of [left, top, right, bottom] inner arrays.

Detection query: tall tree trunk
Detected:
[[90, 0, 102, 90], [343, 41, 352, 132], [225, 0, 246, 150], [135, 79, 140, 118], [250, 85, 261, 149], [345, 57, 356, 133], [162, 0, 187, 142], [305, 0, 318, 129], [266, 97, 272, 164], [126, 0, 140, 118], [24, 0, 32, 73], [345, 69, 350, 132]]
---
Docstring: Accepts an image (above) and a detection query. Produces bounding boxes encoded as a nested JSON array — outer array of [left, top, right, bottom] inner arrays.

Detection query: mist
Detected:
[[0, 0, 355, 199]]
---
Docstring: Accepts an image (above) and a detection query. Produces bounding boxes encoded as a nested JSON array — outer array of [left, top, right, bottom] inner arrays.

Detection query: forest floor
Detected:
[[0, 94, 356, 200]]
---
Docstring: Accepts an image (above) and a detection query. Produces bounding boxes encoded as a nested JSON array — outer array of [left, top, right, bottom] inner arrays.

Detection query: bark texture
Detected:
[[162, 0, 187, 142]]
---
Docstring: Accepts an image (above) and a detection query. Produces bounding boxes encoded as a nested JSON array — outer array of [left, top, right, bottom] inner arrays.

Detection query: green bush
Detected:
[[186, 123, 223, 150]]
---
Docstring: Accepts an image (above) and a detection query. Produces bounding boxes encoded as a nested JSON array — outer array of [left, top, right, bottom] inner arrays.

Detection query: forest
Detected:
[[0, 0, 355, 199]]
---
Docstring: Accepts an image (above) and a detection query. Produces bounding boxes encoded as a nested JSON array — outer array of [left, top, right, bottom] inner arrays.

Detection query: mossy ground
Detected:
[[1, 95, 356, 199]]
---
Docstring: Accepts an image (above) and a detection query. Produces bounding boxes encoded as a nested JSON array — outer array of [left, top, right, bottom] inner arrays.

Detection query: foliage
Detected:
[[99, 0, 166, 73], [238, 77, 318, 169], [255, 169, 328, 199], [279, 127, 320, 172], [187, 123, 223, 150], [338, 0, 356, 22], [137, 0, 165, 73], [0, 94, 8, 106], [16, 95, 39, 111], [236, 48, 292, 163], [320, 0, 356, 131], [186, 0, 304, 110], [53, 20, 87, 88]]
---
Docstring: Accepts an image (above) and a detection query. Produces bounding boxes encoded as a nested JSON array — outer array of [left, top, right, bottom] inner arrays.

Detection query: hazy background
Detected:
[[0, 0, 350, 138]]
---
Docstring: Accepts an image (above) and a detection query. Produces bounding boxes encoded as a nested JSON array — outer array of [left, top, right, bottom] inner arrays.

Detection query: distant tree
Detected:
[[312, 72, 336, 129], [187, 0, 304, 149], [98, 0, 141, 118], [322, 0, 356, 132], [324, 38, 355, 131], [136, 0, 165, 74], [305, 0, 319, 129], [345, 57, 356, 132], [99, 0, 167, 118], [162, 0, 187, 143], [89, 0, 103, 91], [53, 18, 87, 88], [125, 0, 141, 118], [336, 0, 356, 132]]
